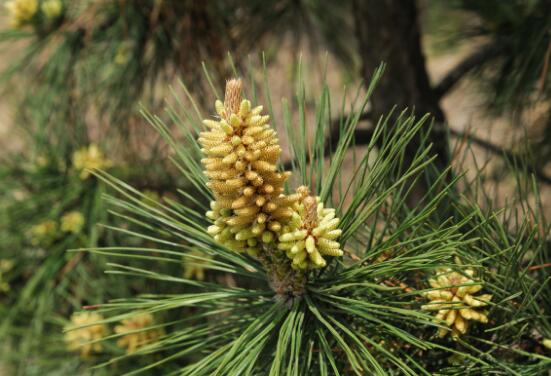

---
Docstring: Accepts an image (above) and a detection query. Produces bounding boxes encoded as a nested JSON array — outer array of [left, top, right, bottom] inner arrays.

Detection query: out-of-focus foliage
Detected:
[[455, 0, 550, 113], [0, 149, 114, 373], [424, 0, 551, 167], [1, 0, 357, 152], [0, 144, 198, 373], [2, 1, 231, 157]]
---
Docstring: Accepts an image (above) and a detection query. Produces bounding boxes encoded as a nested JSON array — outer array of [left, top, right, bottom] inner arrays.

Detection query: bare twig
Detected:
[[528, 263, 551, 271], [434, 42, 504, 100]]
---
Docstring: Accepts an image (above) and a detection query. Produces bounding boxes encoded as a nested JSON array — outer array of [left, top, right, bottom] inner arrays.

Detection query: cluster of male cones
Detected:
[[60, 80, 494, 360], [198, 79, 492, 338], [199, 79, 343, 272], [422, 268, 492, 338]]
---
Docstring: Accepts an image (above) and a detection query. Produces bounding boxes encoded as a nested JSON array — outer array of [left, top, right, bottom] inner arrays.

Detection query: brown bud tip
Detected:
[[224, 78, 242, 116], [296, 185, 310, 198], [303, 196, 318, 228], [82, 304, 102, 310]]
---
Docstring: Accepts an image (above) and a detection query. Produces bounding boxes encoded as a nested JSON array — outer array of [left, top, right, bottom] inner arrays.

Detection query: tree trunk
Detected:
[[353, 0, 449, 203]]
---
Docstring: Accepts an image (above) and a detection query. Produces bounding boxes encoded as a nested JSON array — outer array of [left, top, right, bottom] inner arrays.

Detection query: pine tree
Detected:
[[1, 1, 550, 374], [72, 64, 551, 374]]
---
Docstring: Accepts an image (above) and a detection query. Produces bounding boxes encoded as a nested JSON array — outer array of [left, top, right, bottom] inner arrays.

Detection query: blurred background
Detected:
[[1, 0, 550, 213], [0, 0, 549, 374]]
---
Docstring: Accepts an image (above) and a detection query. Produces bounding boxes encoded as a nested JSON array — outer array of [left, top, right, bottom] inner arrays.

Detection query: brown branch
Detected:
[[539, 41, 551, 92], [528, 263, 551, 271], [447, 128, 551, 185], [434, 42, 504, 100]]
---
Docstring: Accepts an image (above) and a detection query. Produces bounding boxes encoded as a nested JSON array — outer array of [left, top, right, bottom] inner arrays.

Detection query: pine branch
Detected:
[[434, 42, 504, 100], [283, 113, 551, 185], [448, 128, 551, 184]]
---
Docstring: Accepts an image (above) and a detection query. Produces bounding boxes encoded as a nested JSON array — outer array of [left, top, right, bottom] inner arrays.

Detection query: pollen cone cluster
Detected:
[[115, 312, 163, 354], [200, 79, 344, 274], [6, 0, 38, 28], [201, 79, 299, 254], [72, 144, 113, 180], [278, 187, 343, 269], [422, 268, 492, 339], [64, 312, 108, 358]]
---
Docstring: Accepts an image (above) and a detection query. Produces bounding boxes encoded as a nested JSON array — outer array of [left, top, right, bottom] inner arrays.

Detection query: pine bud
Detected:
[[277, 192, 343, 269], [422, 268, 492, 339], [64, 312, 108, 358], [114, 312, 163, 354]]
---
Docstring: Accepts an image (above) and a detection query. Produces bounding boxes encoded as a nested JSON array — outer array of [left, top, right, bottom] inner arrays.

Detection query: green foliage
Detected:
[[1, 0, 361, 158], [1, 2, 550, 373], [75, 63, 550, 374], [1, 0, 239, 158], [0, 152, 109, 373], [0, 142, 185, 374], [459, 0, 550, 113]]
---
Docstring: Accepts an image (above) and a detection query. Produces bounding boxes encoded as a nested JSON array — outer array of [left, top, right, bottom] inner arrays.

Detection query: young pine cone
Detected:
[[201, 79, 299, 253], [115, 312, 163, 354], [277, 188, 343, 269], [64, 312, 108, 358], [422, 268, 492, 339]]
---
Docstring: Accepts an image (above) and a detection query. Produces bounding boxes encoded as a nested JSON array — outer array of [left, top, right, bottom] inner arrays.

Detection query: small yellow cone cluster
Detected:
[[64, 312, 108, 358], [60, 211, 85, 234], [72, 144, 113, 180], [278, 187, 343, 269], [115, 312, 163, 354], [183, 250, 212, 281], [0, 259, 14, 294], [200, 79, 299, 254], [422, 268, 492, 339], [41, 0, 63, 20], [5, 0, 38, 28], [29, 219, 58, 246]]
